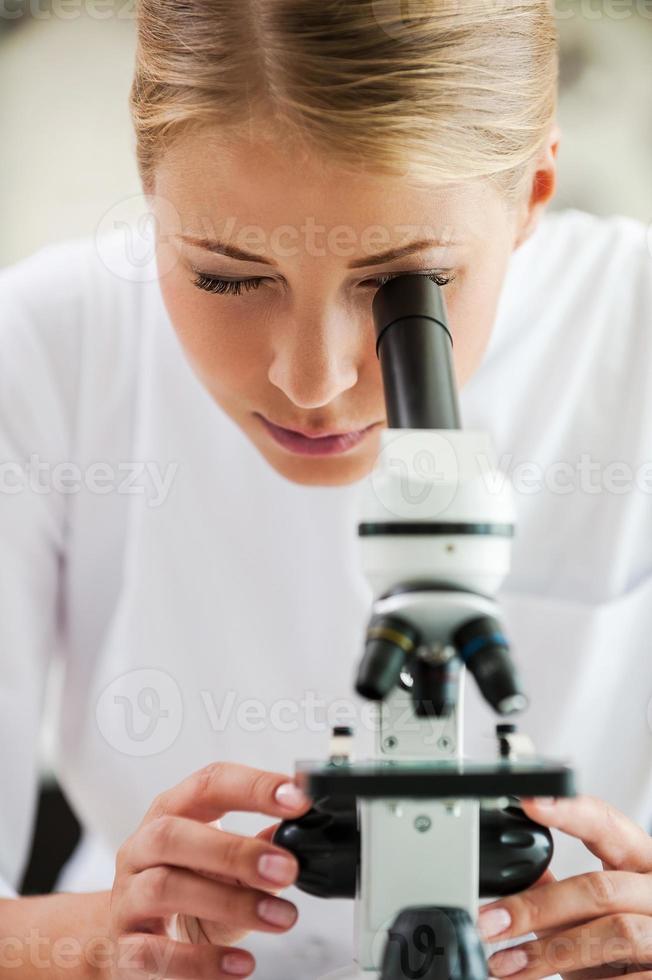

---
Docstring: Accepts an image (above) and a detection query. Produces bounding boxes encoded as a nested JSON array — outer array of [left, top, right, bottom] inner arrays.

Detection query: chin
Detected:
[[276, 457, 376, 487]]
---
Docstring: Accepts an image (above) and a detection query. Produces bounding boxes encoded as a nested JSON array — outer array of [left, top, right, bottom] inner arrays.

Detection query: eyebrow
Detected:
[[177, 234, 463, 269]]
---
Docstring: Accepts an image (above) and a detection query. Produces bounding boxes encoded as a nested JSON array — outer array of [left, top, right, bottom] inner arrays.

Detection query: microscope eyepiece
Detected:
[[372, 274, 461, 430], [453, 615, 529, 716], [355, 614, 421, 701]]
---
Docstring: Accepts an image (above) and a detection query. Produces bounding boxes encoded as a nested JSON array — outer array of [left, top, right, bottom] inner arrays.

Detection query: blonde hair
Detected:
[[129, 0, 558, 207]]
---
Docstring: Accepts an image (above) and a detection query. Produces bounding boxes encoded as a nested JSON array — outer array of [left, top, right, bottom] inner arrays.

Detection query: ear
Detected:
[[512, 121, 561, 250]]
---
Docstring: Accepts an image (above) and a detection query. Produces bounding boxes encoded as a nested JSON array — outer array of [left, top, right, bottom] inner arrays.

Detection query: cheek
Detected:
[[159, 275, 267, 388], [447, 260, 509, 385]]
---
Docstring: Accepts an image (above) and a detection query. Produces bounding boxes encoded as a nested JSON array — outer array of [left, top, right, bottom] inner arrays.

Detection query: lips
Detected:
[[266, 419, 368, 439], [256, 413, 378, 457]]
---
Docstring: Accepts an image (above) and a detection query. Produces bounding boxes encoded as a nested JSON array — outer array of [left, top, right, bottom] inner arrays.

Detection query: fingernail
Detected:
[[222, 953, 253, 975], [257, 897, 297, 928], [275, 782, 308, 809], [477, 907, 512, 939], [534, 796, 556, 807], [488, 949, 528, 977], [258, 852, 296, 885]]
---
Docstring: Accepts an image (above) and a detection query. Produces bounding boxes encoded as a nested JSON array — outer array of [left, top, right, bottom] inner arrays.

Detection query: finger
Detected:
[[528, 877, 567, 942], [530, 868, 556, 939], [476, 868, 557, 940], [563, 967, 640, 980], [520, 797, 652, 873], [116, 932, 255, 979], [598, 972, 652, 980], [256, 823, 281, 844], [478, 871, 652, 944], [141, 762, 312, 825], [531, 868, 557, 888], [525, 869, 625, 945], [117, 866, 299, 936], [487, 913, 652, 980], [528, 869, 559, 937], [118, 815, 299, 891]]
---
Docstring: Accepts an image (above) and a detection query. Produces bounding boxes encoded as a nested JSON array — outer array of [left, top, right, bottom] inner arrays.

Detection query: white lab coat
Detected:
[[1, 207, 652, 979]]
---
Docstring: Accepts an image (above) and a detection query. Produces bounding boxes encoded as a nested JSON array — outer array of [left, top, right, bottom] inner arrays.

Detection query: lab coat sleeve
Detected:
[[0, 252, 80, 896]]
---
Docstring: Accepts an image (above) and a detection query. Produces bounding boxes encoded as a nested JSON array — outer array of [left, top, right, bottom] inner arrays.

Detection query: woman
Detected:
[[2, 1, 652, 978]]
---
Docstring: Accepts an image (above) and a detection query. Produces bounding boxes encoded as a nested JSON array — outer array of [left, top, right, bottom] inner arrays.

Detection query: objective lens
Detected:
[[411, 654, 461, 718], [453, 615, 529, 715], [355, 615, 421, 701]]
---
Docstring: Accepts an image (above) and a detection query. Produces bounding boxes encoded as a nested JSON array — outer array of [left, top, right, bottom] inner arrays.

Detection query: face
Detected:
[[152, 128, 552, 487]]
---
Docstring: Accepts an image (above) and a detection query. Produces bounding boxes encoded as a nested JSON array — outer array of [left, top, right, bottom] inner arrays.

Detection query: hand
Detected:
[[476, 795, 652, 980], [107, 761, 312, 979]]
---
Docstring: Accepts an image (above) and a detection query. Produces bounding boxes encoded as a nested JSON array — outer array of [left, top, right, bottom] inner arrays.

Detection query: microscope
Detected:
[[274, 274, 575, 980]]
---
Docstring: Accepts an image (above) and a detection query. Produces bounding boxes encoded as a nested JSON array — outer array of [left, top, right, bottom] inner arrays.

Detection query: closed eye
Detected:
[[190, 269, 457, 297], [191, 272, 267, 296], [368, 271, 456, 289]]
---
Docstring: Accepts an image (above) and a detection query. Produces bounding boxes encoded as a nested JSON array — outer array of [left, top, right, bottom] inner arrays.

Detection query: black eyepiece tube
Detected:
[[372, 274, 462, 430]]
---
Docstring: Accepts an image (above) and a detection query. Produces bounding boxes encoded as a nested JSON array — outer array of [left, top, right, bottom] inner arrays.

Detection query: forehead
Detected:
[[153, 126, 498, 247]]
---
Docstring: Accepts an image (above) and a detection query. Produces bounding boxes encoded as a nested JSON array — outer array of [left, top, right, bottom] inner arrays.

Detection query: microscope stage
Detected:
[[295, 757, 575, 800]]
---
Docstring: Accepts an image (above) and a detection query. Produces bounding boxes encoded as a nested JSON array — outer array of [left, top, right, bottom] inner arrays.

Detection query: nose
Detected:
[[267, 307, 360, 409]]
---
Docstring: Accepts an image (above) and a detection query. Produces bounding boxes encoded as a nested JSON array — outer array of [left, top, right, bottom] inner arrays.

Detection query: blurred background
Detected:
[[1, 0, 651, 894]]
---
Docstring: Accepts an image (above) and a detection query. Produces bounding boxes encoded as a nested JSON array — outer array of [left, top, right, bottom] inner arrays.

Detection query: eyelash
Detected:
[[190, 270, 457, 296]]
